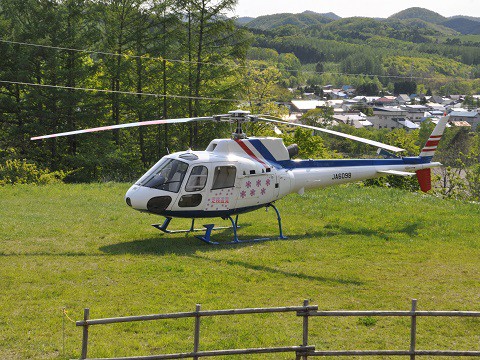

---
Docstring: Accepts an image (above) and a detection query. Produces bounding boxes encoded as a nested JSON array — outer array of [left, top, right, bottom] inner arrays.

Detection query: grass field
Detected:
[[0, 183, 479, 359]]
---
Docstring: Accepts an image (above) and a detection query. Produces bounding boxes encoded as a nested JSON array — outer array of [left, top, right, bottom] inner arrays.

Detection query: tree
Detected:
[[300, 108, 334, 127], [175, 0, 249, 147], [394, 81, 417, 95], [241, 65, 283, 115]]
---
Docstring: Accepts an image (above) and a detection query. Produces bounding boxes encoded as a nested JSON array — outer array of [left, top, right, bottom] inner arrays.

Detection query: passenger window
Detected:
[[178, 194, 203, 208], [212, 166, 236, 190], [185, 166, 208, 192]]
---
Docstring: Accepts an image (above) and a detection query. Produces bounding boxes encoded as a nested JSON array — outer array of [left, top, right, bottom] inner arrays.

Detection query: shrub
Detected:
[[0, 159, 67, 185]]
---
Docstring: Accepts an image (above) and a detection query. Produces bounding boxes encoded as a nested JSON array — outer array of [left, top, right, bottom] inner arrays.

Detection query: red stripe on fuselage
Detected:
[[234, 139, 268, 168]]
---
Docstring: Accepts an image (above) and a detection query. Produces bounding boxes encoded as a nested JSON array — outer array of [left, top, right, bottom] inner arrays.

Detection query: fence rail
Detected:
[[76, 299, 480, 360]]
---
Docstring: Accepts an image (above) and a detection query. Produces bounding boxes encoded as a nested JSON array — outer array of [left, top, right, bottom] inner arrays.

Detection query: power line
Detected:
[[0, 80, 243, 103], [0, 38, 249, 71]]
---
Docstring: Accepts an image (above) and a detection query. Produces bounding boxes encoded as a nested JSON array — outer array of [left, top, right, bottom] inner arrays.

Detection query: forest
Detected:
[[1, 1, 479, 201], [248, 15, 480, 94]]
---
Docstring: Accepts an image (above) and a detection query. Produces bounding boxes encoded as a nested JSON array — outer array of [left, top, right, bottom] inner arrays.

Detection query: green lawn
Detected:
[[0, 183, 478, 359]]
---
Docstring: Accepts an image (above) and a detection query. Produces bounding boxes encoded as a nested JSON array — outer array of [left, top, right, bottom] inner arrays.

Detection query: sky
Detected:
[[231, 0, 480, 19]]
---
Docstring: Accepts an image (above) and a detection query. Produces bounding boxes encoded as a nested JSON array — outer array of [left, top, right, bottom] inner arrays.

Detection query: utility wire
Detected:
[[0, 39, 249, 71], [0, 38, 469, 82], [0, 80, 243, 103]]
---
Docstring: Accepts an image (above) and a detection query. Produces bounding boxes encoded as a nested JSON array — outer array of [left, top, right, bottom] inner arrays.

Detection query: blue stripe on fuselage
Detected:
[[247, 139, 284, 169], [246, 139, 430, 169], [277, 156, 429, 169]]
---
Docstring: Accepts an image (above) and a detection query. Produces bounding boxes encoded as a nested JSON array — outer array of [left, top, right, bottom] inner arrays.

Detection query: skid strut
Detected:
[[197, 203, 287, 245]]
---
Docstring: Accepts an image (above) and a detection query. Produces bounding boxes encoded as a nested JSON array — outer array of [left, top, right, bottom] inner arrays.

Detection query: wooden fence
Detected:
[[76, 299, 480, 359]]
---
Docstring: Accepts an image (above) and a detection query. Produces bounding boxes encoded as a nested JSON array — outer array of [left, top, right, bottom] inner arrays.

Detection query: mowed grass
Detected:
[[0, 183, 479, 359]]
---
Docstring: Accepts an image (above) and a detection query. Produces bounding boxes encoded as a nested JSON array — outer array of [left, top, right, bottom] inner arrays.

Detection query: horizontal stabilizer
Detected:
[[377, 170, 415, 177]]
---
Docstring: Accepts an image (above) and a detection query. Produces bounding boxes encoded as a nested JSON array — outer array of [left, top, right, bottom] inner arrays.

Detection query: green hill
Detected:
[[389, 7, 480, 34], [236, 16, 255, 25], [245, 11, 335, 30], [388, 7, 446, 24], [243, 8, 479, 35], [317, 17, 457, 42], [442, 17, 480, 35]]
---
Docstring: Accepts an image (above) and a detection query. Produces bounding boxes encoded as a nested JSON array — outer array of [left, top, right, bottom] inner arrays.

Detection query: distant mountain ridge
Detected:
[[238, 7, 480, 35], [388, 7, 480, 34], [388, 7, 446, 24], [241, 11, 339, 30], [443, 18, 480, 35]]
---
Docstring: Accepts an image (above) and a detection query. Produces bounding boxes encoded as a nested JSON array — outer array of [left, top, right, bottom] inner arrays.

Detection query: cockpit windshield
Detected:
[[137, 158, 189, 193]]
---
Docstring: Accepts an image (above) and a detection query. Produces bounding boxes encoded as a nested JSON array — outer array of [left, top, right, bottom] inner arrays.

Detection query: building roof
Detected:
[[375, 97, 396, 104], [450, 121, 472, 127], [450, 111, 478, 118], [403, 105, 429, 110], [333, 115, 371, 128], [426, 102, 446, 111], [290, 100, 327, 111], [359, 120, 373, 127], [398, 119, 420, 129], [373, 106, 405, 113]]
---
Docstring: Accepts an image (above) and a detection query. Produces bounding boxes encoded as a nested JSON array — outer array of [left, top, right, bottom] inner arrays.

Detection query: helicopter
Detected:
[[31, 110, 448, 244]]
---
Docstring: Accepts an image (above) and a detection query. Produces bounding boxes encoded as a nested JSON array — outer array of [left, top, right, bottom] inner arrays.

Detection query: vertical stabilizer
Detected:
[[419, 115, 449, 160], [416, 115, 448, 192]]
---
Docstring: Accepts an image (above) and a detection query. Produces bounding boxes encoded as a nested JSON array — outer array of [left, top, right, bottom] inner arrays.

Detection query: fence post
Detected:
[[410, 299, 417, 360], [81, 308, 90, 360], [302, 299, 309, 360], [193, 304, 201, 360]]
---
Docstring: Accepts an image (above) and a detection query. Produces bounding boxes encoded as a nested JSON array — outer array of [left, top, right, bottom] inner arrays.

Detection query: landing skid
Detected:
[[152, 216, 236, 234], [152, 203, 287, 245]]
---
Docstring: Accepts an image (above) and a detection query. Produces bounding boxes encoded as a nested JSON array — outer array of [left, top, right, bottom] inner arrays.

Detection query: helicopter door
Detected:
[[205, 165, 238, 213], [174, 165, 209, 211]]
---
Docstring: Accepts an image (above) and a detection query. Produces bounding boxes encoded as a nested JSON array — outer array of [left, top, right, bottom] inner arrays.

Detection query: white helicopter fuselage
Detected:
[[125, 136, 440, 218]]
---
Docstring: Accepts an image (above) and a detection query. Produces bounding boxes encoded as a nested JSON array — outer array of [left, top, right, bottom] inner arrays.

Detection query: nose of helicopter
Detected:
[[125, 185, 173, 214], [125, 185, 146, 210]]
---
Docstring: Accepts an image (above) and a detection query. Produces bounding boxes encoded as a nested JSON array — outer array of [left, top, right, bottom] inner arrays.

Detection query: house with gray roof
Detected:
[[396, 94, 411, 105], [449, 110, 480, 130], [369, 107, 419, 131]]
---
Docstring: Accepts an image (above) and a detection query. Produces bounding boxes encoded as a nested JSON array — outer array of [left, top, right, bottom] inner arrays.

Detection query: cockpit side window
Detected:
[[185, 166, 208, 192], [211, 166, 236, 190], [139, 159, 189, 193]]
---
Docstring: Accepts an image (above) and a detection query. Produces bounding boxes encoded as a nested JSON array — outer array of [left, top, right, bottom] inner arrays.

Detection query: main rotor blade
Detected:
[[30, 116, 213, 140], [259, 117, 406, 153]]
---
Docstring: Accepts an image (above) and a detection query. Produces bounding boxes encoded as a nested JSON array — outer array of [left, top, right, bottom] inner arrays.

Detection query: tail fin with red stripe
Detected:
[[416, 115, 449, 192], [419, 115, 449, 160]]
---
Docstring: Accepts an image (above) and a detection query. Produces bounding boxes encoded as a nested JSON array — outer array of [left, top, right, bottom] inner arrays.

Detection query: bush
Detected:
[[363, 174, 420, 192], [0, 159, 67, 185]]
